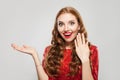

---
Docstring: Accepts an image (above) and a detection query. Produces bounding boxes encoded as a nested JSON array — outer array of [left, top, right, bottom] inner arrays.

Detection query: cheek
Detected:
[[71, 26, 80, 32], [58, 27, 64, 33], [57, 27, 63, 35]]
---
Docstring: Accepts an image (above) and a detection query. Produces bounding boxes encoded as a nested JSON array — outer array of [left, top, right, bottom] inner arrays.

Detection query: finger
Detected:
[[78, 33, 82, 45], [74, 39, 78, 47], [82, 33, 85, 44], [11, 43, 16, 48], [85, 41, 88, 45], [15, 46, 23, 51], [23, 45, 29, 48], [11, 44, 24, 51], [76, 34, 79, 46], [11, 44, 29, 54], [11, 43, 19, 49]]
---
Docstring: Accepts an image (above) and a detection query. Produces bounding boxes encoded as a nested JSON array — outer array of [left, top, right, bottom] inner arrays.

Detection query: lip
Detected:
[[64, 35, 71, 38], [63, 32, 72, 39]]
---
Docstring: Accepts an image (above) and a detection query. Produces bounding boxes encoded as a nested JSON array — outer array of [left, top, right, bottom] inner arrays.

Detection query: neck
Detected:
[[65, 42, 72, 49]]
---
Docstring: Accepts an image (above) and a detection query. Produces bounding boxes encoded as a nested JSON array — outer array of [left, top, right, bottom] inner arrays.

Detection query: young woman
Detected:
[[11, 7, 99, 80]]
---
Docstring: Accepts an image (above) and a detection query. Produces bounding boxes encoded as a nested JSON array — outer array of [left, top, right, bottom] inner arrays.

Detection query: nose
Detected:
[[64, 25, 69, 31]]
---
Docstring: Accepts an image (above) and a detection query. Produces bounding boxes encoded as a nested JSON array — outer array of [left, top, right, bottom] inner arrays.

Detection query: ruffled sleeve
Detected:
[[42, 46, 51, 72], [90, 45, 99, 80]]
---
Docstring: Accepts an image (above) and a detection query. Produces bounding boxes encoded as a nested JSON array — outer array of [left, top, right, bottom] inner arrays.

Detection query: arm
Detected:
[[82, 59, 94, 80], [81, 46, 99, 80], [32, 53, 48, 80], [90, 46, 99, 80], [11, 44, 48, 80]]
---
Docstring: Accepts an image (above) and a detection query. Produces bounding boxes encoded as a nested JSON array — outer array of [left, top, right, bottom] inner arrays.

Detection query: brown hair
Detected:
[[44, 6, 90, 77]]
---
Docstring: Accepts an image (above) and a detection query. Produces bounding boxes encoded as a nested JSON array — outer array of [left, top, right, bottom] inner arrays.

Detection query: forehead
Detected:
[[57, 13, 77, 22]]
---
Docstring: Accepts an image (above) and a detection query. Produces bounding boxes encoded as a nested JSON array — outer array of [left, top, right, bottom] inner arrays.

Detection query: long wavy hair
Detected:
[[44, 6, 91, 77]]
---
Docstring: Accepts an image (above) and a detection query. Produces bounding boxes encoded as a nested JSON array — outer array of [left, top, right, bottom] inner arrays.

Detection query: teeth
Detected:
[[65, 34, 71, 36], [64, 32, 72, 36]]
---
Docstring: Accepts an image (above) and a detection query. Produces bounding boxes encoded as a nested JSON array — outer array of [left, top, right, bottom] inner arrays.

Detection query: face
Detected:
[[57, 13, 80, 43]]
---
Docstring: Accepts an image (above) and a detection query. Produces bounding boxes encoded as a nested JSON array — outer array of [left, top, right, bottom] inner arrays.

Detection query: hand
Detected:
[[11, 43, 37, 56], [74, 33, 90, 63]]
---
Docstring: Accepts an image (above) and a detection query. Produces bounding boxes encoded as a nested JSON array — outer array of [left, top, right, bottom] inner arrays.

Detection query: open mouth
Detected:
[[63, 32, 72, 38]]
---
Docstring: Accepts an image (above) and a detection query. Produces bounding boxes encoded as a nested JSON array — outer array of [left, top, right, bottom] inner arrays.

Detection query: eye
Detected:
[[58, 22, 64, 27], [70, 21, 75, 25]]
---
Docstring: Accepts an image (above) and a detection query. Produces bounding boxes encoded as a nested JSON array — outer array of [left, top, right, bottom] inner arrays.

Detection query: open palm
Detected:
[[11, 43, 37, 55], [74, 33, 90, 63]]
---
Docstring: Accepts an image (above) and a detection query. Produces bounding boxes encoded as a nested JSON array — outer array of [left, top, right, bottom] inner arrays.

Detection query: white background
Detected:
[[0, 0, 120, 80]]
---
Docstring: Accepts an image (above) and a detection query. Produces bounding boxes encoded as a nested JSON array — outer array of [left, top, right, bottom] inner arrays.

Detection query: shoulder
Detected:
[[89, 44, 99, 61], [43, 45, 52, 57], [89, 44, 98, 55], [44, 45, 52, 52]]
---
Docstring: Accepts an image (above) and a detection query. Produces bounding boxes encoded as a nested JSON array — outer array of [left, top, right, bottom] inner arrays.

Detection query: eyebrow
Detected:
[[57, 21, 64, 25], [57, 20, 75, 23], [57, 21, 63, 23]]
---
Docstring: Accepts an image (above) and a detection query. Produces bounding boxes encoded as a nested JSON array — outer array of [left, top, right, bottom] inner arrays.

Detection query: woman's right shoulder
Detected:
[[44, 45, 52, 51], [43, 45, 52, 57]]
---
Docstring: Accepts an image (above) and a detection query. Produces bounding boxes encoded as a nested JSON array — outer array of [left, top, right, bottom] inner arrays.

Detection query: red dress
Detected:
[[42, 45, 99, 80]]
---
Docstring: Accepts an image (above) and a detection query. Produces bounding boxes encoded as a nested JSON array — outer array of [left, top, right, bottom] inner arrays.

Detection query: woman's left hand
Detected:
[[74, 33, 90, 63]]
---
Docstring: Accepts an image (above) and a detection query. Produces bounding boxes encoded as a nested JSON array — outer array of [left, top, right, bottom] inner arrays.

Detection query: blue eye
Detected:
[[58, 22, 63, 27], [70, 22, 75, 25]]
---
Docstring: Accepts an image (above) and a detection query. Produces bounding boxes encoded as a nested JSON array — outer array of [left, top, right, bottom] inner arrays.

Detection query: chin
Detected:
[[64, 39, 74, 43]]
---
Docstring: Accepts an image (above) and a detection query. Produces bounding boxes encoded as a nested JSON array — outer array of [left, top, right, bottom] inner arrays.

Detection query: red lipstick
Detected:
[[63, 32, 72, 39]]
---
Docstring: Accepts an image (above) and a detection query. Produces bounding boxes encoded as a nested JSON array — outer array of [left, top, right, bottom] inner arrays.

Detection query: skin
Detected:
[[57, 13, 80, 44], [11, 13, 94, 80]]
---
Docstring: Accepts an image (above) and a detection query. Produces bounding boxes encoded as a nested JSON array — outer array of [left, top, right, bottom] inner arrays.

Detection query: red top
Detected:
[[42, 45, 99, 80]]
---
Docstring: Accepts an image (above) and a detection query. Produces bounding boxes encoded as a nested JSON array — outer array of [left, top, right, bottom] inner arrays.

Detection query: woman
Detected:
[[11, 6, 99, 80]]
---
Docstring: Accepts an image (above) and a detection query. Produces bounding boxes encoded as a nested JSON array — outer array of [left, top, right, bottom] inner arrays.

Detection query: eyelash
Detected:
[[70, 22, 75, 25], [58, 22, 75, 27], [58, 22, 64, 27]]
